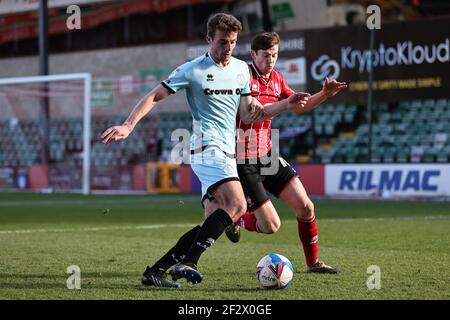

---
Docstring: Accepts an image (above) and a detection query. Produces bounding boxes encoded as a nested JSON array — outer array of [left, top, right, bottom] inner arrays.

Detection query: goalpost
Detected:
[[0, 73, 92, 195]]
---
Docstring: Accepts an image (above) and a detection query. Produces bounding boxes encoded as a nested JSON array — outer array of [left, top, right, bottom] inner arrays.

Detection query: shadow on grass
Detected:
[[0, 271, 283, 292], [0, 272, 140, 279]]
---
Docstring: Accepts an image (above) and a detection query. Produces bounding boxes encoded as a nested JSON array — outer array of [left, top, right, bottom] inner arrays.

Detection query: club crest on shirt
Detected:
[[236, 73, 246, 86]]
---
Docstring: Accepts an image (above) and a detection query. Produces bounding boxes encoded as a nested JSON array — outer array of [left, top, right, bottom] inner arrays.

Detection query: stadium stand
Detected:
[[311, 99, 450, 164], [1, 98, 448, 168]]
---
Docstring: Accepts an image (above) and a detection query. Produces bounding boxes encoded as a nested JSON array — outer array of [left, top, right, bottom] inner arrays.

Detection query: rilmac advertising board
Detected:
[[325, 164, 450, 197]]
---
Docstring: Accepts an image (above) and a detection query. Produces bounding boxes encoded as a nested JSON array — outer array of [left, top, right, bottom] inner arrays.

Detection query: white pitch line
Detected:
[[284, 215, 450, 223], [0, 215, 449, 235], [0, 223, 196, 235]]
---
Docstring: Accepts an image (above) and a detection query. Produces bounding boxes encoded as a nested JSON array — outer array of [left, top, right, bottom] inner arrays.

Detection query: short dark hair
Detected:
[[251, 32, 281, 51], [207, 13, 242, 38]]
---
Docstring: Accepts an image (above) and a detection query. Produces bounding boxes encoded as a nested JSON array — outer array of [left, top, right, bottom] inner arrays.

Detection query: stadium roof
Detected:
[[0, 0, 236, 45]]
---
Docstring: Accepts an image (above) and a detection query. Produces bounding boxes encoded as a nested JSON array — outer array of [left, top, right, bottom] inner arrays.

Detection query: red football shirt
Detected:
[[236, 63, 295, 159]]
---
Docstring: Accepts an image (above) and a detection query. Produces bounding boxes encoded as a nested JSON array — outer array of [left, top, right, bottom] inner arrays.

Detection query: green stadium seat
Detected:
[[315, 147, 334, 163], [423, 99, 435, 108], [393, 123, 407, 134], [357, 125, 369, 135], [335, 104, 346, 113], [435, 98, 447, 108], [396, 147, 409, 163], [370, 149, 382, 163], [314, 124, 323, 135], [314, 113, 328, 125], [410, 146, 425, 162], [422, 147, 438, 162], [436, 146, 450, 163], [324, 123, 335, 135], [376, 102, 389, 112], [343, 110, 355, 123], [344, 148, 358, 163], [390, 112, 403, 123], [399, 101, 410, 110], [411, 100, 423, 109], [382, 147, 396, 163], [378, 113, 391, 123]]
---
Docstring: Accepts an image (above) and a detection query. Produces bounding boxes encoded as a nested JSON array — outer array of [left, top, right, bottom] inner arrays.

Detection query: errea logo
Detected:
[[206, 74, 214, 82]]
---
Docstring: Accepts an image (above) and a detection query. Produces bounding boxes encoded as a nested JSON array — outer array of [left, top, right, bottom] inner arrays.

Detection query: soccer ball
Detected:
[[256, 253, 295, 289]]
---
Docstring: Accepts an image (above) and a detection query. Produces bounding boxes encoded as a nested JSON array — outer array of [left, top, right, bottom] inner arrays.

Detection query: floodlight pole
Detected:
[[39, 0, 50, 166], [367, 28, 375, 162], [260, 0, 273, 31]]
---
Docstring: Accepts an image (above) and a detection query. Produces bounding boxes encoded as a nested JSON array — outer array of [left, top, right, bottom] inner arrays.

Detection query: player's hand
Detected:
[[287, 92, 311, 111], [101, 124, 132, 144], [248, 97, 266, 120], [322, 77, 348, 98]]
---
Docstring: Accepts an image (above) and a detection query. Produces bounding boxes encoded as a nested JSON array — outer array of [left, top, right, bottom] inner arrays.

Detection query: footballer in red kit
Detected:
[[227, 32, 348, 273], [236, 63, 294, 159]]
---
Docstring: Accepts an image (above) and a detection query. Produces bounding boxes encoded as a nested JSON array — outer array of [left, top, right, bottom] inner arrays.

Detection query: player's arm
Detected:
[[101, 84, 170, 144], [238, 93, 311, 124], [291, 77, 347, 114]]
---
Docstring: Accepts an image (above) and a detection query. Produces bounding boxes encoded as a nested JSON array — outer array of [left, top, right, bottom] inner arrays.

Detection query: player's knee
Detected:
[[259, 217, 281, 234], [265, 220, 281, 234], [222, 197, 247, 220], [296, 200, 315, 221], [234, 199, 248, 217]]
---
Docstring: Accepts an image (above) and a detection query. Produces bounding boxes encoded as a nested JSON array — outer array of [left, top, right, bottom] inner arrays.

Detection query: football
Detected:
[[256, 253, 295, 289]]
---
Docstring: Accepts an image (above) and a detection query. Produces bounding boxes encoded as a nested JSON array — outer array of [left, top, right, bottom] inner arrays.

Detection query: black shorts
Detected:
[[237, 154, 297, 211]]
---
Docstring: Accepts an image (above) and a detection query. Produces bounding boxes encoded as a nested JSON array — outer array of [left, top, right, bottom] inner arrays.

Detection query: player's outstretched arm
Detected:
[[291, 77, 347, 114], [101, 84, 171, 144], [239, 95, 264, 124], [239, 93, 310, 124]]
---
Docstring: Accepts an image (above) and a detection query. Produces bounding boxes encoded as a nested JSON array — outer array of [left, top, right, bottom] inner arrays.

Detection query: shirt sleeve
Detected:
[[240, 64, 251, 96], [280, 73, 295, 98], [161, 62, 191, 94]]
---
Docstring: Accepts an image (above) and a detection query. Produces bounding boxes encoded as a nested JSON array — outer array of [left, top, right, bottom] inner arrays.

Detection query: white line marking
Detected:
[[0, 215, 448, 235], [0, 223, 196, 235], [284, 215, 450, 223]]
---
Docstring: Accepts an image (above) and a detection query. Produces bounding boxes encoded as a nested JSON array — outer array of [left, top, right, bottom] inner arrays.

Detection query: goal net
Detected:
[[0, 73, 161, 194], [0, 74, 92, 194]]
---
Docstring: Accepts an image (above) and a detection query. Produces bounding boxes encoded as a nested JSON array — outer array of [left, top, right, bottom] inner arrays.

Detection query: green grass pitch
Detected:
[[0, 192, 449, 300]]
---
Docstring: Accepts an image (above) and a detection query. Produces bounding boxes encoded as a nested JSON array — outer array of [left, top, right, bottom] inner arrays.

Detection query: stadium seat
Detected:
[[435, 98, 447, 108], [436, 146, 450, 163], [422, 147, 438, 162], [370, 148, 382, 162], [396, 147, 410, 163], [382, 147, 396, 163], [376, 102, 389, 112], [411, 100, 423, 109], [314, 124, 323, 135], [343, 110, 355, 123], [324, 123, 335, 135], [410, 146, 425, 163]]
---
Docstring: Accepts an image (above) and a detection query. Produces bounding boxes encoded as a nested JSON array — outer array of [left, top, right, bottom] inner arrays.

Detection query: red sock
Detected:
[[297, 217, 319, 267], [237, 212, 259, 232]]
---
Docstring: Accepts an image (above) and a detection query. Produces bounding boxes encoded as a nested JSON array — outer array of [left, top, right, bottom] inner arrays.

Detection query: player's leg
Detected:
[[241, 201, 281, 233], [225, 162, 282, 241], [171, 147, 246, 284], [278, 177, 338, 273], [141, 223, 201, 288], [172, 180, 246, 283], [146, 183, 225, 280]]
